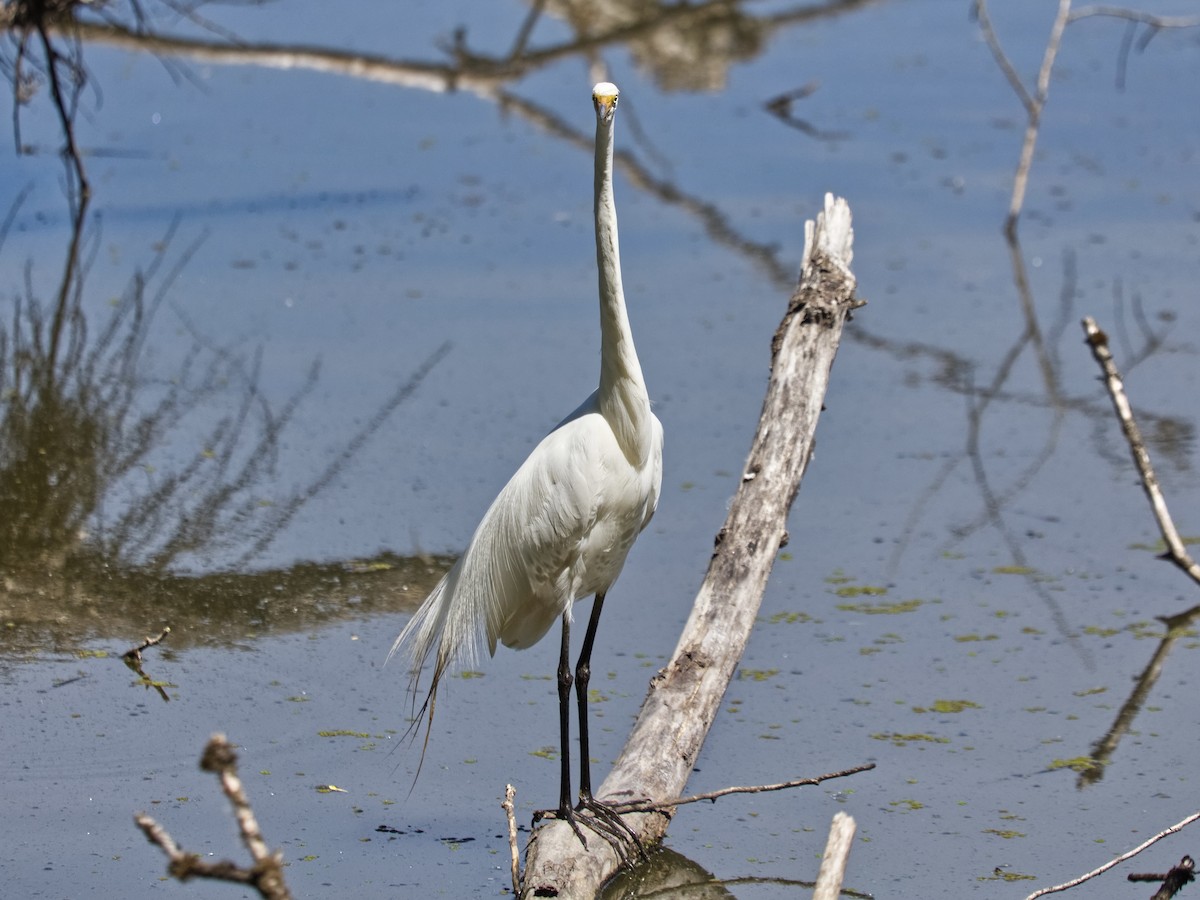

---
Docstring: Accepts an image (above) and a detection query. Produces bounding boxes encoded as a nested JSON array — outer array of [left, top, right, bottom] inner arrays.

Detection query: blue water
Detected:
[[2, 1, 1199, 897]]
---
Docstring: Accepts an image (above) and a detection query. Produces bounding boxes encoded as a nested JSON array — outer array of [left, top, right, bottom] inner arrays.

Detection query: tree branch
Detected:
[[813, 812, 858, 900], [520, 193, 860, 897], [1023, 810, 1200, 900], [135, 734, 293, 900], [1081, 317, 1200, 588], [609, 763, 876, 813]]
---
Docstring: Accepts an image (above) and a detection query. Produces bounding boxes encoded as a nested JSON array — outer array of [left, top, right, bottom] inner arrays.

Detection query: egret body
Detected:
[[390, 82, 663, 842]]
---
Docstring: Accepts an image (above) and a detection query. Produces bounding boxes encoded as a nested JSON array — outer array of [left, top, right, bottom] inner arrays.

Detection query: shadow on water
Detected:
[[602, 847, 741, 899], [603, 845, 875, 899]]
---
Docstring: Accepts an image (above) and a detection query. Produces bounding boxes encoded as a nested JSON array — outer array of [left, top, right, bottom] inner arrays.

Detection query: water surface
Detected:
[[2, 1, 1199, 897]]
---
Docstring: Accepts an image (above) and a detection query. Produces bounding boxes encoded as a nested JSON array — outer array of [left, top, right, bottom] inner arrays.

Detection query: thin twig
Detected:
[[122, 626, 171, 661], [134, 814, 260, 887], [502, 784, 520, 895], [122, 626, 172, 701], [609, 763, 876, 813], [1081, 318, 1200, 588], [1023, 810, 1200, 900]]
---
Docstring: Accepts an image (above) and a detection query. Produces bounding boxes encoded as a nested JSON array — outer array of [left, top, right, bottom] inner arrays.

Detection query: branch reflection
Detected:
[[1076, 603, 1200, 788], [0, 190, 449, 656]]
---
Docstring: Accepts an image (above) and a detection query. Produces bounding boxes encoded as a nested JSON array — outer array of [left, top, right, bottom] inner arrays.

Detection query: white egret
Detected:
[[390, 82, 663, 846]]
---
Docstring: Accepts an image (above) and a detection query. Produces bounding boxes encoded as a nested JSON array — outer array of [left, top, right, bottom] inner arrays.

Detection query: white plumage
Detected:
[[397, 389, 661, 669], [389, 83, 662, 834]]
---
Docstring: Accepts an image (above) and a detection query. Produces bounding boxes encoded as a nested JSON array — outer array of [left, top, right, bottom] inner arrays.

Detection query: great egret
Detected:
[[390, 82, 663, 846]]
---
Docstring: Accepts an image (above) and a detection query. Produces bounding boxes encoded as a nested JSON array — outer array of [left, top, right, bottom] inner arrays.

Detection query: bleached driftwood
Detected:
[[813, 812, 858, 900], [521, 193, 859, 897]]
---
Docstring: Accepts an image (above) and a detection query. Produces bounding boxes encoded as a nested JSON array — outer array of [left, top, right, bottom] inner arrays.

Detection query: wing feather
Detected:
[[388, 396, 661, 750]]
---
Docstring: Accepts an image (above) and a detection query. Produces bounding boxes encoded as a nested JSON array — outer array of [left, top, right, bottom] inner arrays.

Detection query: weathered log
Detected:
[[813, 812, 858, 900], [521, 194, 859, 898]]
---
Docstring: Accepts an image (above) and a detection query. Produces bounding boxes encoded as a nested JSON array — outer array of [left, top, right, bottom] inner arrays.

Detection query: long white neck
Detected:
[[595, 113, 654, 467]]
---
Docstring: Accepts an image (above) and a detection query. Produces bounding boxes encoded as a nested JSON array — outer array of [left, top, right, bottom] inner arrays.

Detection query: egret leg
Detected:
[[574, 592, 605, 801], [574, 593, 646, 858], [555, 612, 588, 848], [534, 602, 642, 858]]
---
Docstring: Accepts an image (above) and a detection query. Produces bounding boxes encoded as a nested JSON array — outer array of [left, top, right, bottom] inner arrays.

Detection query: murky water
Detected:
[[2, 1, 1198, 897]]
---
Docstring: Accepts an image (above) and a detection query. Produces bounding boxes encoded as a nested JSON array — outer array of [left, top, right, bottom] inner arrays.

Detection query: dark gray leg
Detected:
[[574, 593, 645, 859]]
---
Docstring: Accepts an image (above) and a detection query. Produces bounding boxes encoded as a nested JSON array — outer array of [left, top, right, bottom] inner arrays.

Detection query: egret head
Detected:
[[592, 82, 620, 123]]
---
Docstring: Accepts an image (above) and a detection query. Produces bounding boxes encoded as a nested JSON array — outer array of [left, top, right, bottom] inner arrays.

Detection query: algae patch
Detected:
[[914, 699, 981, 714], [871, 732, 950, 747], [838, 598, 923, 615]]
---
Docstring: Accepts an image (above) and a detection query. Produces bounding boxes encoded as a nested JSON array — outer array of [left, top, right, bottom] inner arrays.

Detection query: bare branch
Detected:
[[122, 626, 171, 660], [136, 734, 293, 900], [606, 763, 876, 813], [122, 626, 173, 701], [813, 812, 858, 900], [134, 813, 260, 888], [1023, 810, 1200, 900], [502, 784, 521, 895], [520, 195, 858, 897], [1081, 317, 1200, 588]]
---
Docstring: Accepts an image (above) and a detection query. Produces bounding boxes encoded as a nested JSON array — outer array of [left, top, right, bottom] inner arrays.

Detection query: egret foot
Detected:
[[533, 796, 646, 865], [576, 791, 647, 863]]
